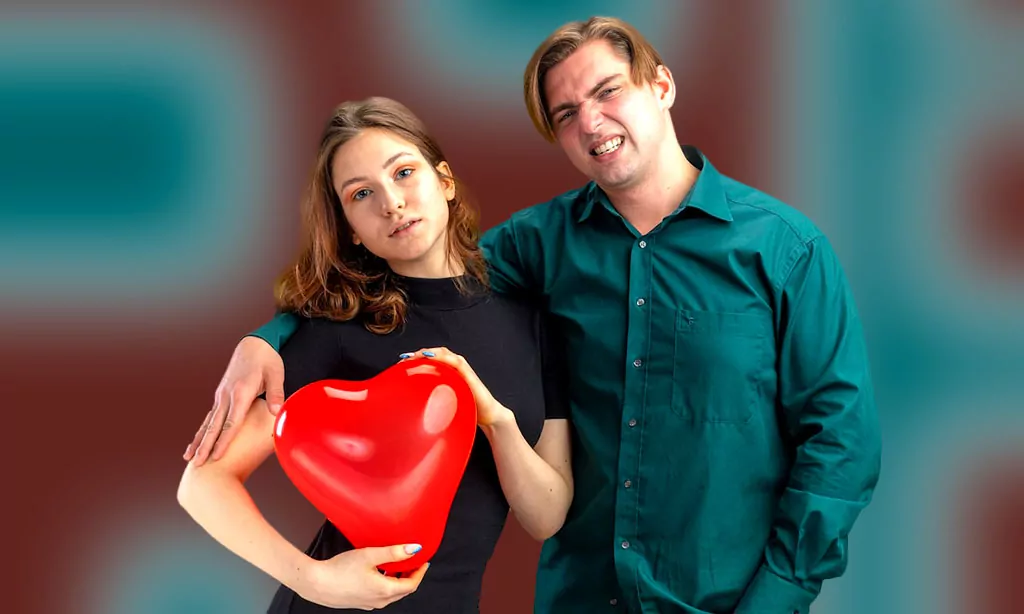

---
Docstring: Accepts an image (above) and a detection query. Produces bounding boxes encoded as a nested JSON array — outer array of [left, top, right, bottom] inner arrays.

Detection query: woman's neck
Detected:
[[388, 254, 465, 279]]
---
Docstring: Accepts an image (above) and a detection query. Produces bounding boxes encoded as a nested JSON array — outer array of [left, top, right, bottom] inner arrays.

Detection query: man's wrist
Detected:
[[734, 564, 817, 614], [243, 333, 277, 352]]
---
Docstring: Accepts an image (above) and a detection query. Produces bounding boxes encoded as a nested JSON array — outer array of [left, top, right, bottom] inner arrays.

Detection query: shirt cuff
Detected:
[[734, 565, 817, 614]]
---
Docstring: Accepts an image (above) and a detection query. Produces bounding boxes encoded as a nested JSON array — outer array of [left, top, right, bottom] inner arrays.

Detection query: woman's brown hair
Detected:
[[274, 97, 487, 334]]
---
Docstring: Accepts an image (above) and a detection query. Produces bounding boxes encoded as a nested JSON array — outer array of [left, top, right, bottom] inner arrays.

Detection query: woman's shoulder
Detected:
[[289, 313, 362, 331], [475, 291, 543, 326], [477, 285, 540, 311], [283, 314, 373, 351]]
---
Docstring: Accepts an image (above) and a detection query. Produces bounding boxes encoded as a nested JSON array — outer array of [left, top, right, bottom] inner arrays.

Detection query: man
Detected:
[[186, 16, 881, 614]]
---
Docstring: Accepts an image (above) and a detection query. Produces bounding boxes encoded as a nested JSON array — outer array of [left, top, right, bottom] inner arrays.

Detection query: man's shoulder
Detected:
[[719, 175, 822, 245], [505, 183, 593, 229]]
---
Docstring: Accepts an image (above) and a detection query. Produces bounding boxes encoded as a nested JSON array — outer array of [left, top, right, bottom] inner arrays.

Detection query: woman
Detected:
[[177, 97, 573, 613]]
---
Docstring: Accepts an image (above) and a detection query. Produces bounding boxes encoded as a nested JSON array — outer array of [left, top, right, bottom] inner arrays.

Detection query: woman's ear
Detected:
[[435, 161, 457, 201]]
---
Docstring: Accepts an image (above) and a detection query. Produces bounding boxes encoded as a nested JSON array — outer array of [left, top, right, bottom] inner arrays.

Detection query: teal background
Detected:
[[3, 2, 1021, 613]]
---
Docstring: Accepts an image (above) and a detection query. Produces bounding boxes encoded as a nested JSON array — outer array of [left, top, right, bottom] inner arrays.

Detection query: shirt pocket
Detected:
[[671, 309, 773, 424]]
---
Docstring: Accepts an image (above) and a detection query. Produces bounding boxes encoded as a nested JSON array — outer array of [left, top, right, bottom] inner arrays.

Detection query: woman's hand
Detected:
[[399, 347, 574, 541], [300, 545, 429, 610], [399, 347, 514, 427]]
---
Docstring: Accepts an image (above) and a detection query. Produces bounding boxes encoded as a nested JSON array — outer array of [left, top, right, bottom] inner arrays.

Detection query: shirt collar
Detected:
[[576, 145, 734, 224]]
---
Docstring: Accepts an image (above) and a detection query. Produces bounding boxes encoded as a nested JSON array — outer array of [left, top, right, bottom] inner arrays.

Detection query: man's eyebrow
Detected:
[[338, 152, 413, 190], [547, 75, 622, 118]]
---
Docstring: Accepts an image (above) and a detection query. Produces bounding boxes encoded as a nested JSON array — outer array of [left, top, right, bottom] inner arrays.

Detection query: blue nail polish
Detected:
[[422, 351, 435, 357], [399, 352, 414, 359]]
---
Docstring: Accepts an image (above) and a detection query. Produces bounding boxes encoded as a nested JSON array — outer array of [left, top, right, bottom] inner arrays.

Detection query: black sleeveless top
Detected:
[[267, 275, 567, 613]]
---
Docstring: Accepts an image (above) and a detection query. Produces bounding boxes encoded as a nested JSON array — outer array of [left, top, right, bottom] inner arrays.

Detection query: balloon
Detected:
[[273, 357, 477, 574]]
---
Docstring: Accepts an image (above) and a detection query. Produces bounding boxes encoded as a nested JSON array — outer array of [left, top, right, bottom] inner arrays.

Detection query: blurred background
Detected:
[[2, 1, 1022, 613]]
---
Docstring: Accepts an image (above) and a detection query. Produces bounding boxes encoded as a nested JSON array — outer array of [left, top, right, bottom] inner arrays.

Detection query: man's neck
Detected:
[[603, 143, 698, 235]]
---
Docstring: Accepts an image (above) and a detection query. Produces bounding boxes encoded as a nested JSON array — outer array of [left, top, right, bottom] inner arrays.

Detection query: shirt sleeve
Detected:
[[480, 218, 541, 300], [247, 311, 301, 353], [736, 235, 882, 614]]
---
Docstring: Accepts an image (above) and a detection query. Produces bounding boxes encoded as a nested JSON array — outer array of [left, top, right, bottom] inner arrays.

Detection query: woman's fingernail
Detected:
[[398, 352, 414, 359], [422, 351, 435, 357], [405, 544, 422, 554]]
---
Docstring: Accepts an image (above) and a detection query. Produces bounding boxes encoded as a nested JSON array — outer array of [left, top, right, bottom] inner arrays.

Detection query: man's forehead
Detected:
[[545, 69, 629, 108]]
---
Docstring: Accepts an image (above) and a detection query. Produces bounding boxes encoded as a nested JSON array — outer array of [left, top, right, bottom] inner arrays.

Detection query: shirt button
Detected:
[[624, 480, 632, 489], [633, 358, 642, 368], [610, 598, 618, 606], [628, 418, 637, 427], [636, 298, 645, 306], [621, 540, 630, 549], [638, 240, 647, 248]]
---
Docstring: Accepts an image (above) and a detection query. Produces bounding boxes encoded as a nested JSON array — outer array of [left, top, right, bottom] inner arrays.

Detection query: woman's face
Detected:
[[331, 128, 458, 278]]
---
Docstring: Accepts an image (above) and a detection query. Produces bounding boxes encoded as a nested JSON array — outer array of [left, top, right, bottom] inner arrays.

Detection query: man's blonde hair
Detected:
[[523, 16, 665, 142]]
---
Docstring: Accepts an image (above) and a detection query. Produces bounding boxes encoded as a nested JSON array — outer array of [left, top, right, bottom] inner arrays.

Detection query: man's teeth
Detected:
[[592, 137, 623, 155]]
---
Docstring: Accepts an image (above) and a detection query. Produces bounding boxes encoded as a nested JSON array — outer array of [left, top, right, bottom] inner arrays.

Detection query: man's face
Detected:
[[543, 40, 672, 191]]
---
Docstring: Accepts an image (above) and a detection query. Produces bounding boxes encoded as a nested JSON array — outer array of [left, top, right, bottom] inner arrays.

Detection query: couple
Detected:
[[179, 16, 881, 614]]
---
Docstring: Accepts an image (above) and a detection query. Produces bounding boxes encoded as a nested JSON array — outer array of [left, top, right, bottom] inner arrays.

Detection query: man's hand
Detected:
[[184, 336, 285, 466]]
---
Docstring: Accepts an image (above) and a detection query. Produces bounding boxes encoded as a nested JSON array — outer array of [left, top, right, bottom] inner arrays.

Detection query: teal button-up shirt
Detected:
[[250, 146, 881, 614]]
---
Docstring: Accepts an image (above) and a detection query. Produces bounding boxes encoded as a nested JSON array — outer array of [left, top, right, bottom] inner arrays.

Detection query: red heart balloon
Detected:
[[273, 357, 477, 574]]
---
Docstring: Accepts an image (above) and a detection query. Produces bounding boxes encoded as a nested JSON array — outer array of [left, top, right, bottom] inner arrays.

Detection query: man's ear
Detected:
[[652, 64, 676, 111]]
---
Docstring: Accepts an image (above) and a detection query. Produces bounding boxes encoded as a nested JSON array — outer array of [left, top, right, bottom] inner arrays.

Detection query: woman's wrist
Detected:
[[287, 555, 324, 600], [480, 404, 516, 435]]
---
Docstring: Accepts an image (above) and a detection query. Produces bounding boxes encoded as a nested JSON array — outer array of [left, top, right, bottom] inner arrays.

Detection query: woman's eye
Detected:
[[396, 168, 414, 179], [353, 189, 371, 201]]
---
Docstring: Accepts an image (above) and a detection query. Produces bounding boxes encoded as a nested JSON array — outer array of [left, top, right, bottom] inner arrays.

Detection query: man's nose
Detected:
[[579, 100, 604, 134]]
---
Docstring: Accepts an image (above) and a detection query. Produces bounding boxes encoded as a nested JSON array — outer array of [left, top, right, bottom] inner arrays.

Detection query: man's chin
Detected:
[[592, 171, 636, 192], [570, 157, 634, 189]]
